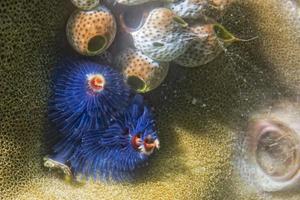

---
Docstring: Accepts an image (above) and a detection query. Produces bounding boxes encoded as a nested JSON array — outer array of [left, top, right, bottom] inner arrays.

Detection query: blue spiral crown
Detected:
[[71, 94, 160, 181], [48, 60, 131, 164]]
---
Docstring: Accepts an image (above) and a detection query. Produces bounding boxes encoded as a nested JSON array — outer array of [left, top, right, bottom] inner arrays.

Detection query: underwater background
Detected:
[[0, 0, 300, 199]]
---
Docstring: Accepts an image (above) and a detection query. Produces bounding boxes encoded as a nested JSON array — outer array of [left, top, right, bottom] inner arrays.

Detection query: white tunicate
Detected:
[[130, 8, 195, 62]]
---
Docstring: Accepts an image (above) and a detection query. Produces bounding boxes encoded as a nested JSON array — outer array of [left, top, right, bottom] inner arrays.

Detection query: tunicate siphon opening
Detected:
[[152, 42, 165, 47], [213, 23, 236, 42], [122, 9, 145, 30], [120, 8, 150, 33], [127, 76, 146, 92], [172, 16, 188, 28], [88, 35, 107, 53]]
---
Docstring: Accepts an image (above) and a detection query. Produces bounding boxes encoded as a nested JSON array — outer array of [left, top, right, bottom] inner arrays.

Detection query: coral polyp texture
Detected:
[[2, 0, 300, 199], [71, 0, 100, 10], [129, 8, 194, 62], [70, 94, 159, 181], [174, 18, 223, 67], [48, 60, 130, 149], [66, 6, 116, 56], [115, 48, 169, 93], [238, 102, 300, 192]]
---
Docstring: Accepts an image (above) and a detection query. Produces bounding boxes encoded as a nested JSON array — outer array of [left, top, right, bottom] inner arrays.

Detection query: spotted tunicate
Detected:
[[70, 0, 100, 10], [115, 48, 169, 93], [66, 6, 116, 56], [174, 18, 224, 67], [127, 8, 195, 62]]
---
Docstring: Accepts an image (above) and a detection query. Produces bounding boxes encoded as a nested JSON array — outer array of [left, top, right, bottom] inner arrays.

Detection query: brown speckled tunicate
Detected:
[[167, 0, 229, 19], [131, 8, 194, 62], [174, 18, 223, 67], [70, 0, 100, 10], [115, 48, 169, 92], [66, 6, 116, 56], [116, 0, 168, 6], [167, 0, 208, 19]]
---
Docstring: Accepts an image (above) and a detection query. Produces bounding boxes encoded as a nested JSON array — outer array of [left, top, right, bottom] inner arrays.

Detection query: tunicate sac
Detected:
[[167, 0, 229, 19], [174, 18, 224, 67], [115, 48, 169, 92], [116, 0, 171, 6], [70, 0, 100, 10], [66, 6, 116, 56], [127, 8, 195, 62]]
